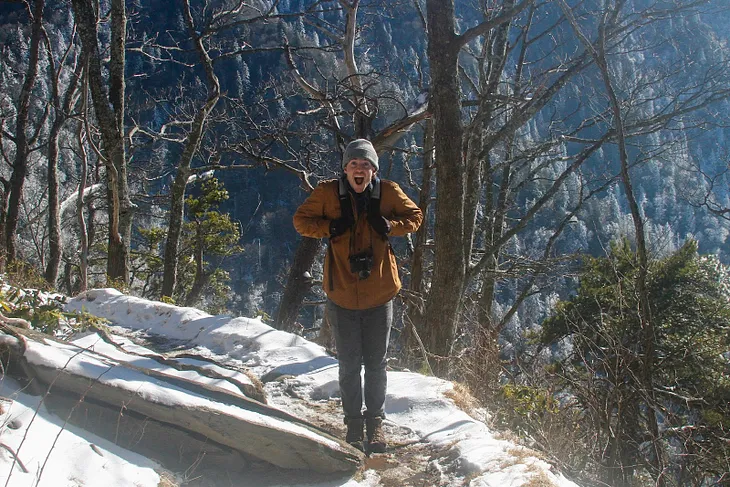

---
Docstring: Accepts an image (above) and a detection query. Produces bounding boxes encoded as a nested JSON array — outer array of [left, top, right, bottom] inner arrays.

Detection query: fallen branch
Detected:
[[0, 443, 28, 473], [0, 313, 30, 330]]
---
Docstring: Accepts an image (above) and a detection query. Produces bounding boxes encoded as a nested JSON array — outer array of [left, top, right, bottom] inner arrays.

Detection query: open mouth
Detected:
[[354, 176, 365, 185]]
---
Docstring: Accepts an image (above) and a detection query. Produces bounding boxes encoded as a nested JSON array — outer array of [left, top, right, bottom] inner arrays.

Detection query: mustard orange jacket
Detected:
[[293, 178, 423, 310]]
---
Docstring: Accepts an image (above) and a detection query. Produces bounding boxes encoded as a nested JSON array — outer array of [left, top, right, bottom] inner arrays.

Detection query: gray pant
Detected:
[[326, 299, 393, 421]]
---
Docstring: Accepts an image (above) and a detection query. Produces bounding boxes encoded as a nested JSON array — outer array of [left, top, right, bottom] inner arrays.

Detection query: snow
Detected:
[[0, 377, 160, 487], [59, 183, 104, 216], [0, 288, 581, 487], [19, 335, 336, 450], [70, 333, 253, 396]]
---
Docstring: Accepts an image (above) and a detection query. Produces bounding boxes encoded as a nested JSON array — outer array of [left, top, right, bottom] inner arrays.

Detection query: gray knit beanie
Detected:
[[342, 139, 379, 171]]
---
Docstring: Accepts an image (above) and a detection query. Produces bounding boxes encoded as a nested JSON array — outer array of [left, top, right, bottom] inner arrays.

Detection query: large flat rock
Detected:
[[0, 327, 362, 475]]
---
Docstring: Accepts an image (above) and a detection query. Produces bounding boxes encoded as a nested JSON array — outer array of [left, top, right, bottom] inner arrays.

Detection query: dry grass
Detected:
[[242, 368, 266, 401], [523, 470, 558, 487], [156, 471, 179, 487], [444, 382, 481, 417], [495, 447, 556, 487], [493, 428, 521, 444], [504, 446, 544, 464]]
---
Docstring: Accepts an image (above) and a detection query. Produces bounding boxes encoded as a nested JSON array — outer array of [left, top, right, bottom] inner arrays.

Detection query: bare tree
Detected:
[[421, 0, 730, 379], [123, 0, 293, 301], [273, 0, 430, 331], [423, 0, 533, 374], [42, 24, 82, 286], [3, 0, 46, 269], [158, 0, 223, 299], [76, 62, 90, 293]]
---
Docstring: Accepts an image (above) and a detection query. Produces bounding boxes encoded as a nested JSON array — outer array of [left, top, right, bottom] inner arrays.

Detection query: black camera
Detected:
[[349, 250, 373, 280]]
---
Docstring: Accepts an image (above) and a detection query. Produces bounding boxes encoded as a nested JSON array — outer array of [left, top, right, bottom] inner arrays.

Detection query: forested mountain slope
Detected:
[[1, 0, 729, 484]]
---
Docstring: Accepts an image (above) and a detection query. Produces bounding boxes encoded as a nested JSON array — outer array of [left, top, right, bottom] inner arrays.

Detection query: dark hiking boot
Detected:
[[345, 418, 364, 451], [366, 416, 387, 453]]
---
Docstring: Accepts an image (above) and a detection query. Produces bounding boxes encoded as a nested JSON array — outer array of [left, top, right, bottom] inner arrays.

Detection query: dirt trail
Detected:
[[110, 328, 462, 486], [266, 383, 456, 487]]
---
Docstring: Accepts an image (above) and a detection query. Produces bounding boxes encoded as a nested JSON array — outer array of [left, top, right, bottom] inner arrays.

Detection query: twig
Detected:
[[0, 444, 28, 473], [35, 363, 114, 487], [404, 313, 433, 376], [5, 341, 94, 487]]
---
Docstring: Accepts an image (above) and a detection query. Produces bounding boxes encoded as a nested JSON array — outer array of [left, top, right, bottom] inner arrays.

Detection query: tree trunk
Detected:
[[423, 0, 466, 376], [0, 180, 7, 261], [184, 221, 208, 307], [160, 0, 221, 299], [107, 0, 130, 284], [44, 36, 82, 287], [404, 119, 434, 364], [45, 123, 63, 287], [475, 2, 523, 335], [274, 236, 322, 331], [77, 69, 89, 293], [4, 0, 45, 269], [341, 0, 373, 138], [160, 98, 219, 299], [45, 108, 62, 287], [161, 165, 190, 299], [598, 30, 662, 487], [87, 157, 99, 252], [71, 0, 130, 285]]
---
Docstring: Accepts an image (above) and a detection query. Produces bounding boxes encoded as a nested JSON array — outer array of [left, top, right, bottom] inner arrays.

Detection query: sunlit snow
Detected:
[[0, 288, 580, 487]]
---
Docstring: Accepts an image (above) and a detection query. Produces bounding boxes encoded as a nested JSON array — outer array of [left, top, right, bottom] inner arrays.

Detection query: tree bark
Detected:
[[45, 83, 62, 287], [107, 0, 130, 284], [423, 0, 466, 375], [341, 0, 373, 137], [4, 0, 45, 269], [71, 0, 130, 285], [184, 220, 208, 306], [160, 162, 190, 298], [274, 236, 321, 331], [77, 65, 90, 293], [0, 179, 8, 261], [43, 32, 82, 287], [404, 118, 433, 363]]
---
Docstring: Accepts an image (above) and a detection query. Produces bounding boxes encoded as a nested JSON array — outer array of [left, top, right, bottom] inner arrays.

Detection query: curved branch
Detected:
[[284, 43, 342, 135], [457, 0, 534, 49], [371, 105, 431, 151]]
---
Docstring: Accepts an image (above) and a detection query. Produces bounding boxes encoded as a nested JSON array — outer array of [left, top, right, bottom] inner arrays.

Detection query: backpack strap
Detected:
[[368, 178, 381, 218], [368, 178, 388, 245], [328, 177, 355, 292], [327, 243, 335, 291], [338, 176, 355, 224]]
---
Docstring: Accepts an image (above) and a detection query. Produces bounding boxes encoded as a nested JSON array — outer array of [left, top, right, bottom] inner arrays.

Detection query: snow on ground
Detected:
[[0, 288, 580, 487], [0, 377, 161, 487]]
